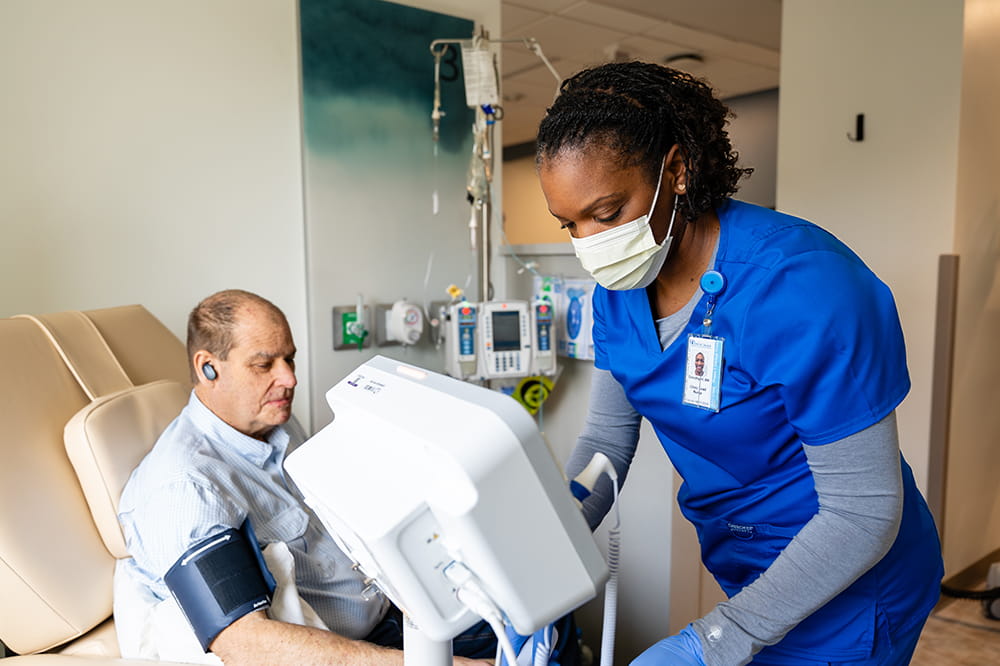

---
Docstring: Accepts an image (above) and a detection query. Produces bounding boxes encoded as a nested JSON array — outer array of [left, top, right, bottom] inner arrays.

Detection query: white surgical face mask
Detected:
[[570, 161, 679, 291]]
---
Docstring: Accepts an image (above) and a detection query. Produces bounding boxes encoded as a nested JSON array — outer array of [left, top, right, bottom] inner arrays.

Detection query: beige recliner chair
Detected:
[[0, 306, 195, 664]]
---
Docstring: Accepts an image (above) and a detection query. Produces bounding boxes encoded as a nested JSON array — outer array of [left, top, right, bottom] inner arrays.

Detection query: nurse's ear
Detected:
[[664, 143, 688, 194]]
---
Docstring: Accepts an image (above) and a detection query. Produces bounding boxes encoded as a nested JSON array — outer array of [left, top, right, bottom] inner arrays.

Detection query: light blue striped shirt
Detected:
[[117, 391, 386, 639]]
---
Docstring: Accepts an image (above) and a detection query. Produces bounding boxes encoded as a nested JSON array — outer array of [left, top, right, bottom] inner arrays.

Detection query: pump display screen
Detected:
[[491, 311, 521, 351]]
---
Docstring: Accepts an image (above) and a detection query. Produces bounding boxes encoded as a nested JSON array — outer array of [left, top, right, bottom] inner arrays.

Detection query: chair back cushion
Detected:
[[0, 319, 115, 654]]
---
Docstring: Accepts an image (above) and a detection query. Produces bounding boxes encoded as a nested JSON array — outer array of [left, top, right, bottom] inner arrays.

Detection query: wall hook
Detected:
[[847, 113, 865, 142]]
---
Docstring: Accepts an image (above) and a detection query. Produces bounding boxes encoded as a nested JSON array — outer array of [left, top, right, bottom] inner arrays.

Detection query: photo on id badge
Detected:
[[683, 334, 723, 412]]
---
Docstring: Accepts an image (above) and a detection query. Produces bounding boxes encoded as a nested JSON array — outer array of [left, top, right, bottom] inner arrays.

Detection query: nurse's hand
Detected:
[[629, 624, 706, 666]]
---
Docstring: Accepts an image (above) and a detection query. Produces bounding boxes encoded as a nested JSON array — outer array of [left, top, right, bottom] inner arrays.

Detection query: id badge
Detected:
[[683, 334, 724, 412]]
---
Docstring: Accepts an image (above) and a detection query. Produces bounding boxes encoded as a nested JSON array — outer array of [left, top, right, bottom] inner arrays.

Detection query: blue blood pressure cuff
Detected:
[[164, 520, 276, 651]]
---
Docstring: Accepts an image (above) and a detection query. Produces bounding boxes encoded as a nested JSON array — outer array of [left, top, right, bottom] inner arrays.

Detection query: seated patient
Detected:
[[116, 289, 495, 665]]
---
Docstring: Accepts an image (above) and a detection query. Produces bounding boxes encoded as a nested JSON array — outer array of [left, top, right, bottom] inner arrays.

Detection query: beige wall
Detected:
[[943, 0, 1000, 575], [0, 0, 312, 425], [503, 154, 566, 245]]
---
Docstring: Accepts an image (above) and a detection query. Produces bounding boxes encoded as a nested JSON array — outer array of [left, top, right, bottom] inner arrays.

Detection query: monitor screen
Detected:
[[491, 311, 521, 351]]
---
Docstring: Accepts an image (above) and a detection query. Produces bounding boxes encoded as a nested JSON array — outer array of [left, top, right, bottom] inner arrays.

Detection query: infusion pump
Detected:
[[443, 299, 556, 381]]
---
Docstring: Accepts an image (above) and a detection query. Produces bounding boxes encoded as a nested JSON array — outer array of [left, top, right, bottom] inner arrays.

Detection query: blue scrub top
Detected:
[[593, 200, 942, 661]]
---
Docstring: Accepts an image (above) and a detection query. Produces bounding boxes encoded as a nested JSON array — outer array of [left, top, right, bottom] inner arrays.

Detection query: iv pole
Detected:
[[429, 32, 558, 305], [402, 615, 451, 666], [430, 29, 496, 304], [475, 102, 494, 304]]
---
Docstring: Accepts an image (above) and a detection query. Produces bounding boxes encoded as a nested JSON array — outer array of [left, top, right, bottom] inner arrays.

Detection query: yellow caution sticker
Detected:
[[513, 375, 554, 415]]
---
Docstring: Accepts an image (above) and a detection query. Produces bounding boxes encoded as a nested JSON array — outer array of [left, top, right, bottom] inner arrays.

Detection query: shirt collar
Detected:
[[186, 390, 289, 468]]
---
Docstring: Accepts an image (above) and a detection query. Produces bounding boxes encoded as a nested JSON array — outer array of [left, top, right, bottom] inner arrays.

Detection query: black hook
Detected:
[[847, 113, 865, 142]]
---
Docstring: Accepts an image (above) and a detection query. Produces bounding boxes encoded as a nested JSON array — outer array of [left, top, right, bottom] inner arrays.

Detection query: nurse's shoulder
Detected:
[[722, 199, 863, 269]]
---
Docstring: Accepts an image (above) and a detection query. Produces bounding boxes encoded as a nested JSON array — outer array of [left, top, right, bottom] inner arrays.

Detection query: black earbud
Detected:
[[202, 362, 218, 381]]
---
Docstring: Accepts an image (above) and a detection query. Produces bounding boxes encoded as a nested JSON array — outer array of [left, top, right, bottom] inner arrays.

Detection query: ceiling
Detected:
[[498, 0, 782, 147]]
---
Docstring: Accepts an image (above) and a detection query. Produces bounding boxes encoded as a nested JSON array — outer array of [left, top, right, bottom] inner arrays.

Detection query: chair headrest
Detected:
[[64, 380, 190, 558], [84, 305, 191, 389], [14, 312, 132, 400]]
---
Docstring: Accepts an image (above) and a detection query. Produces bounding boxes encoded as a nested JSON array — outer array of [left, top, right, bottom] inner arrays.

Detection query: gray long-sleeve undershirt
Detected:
[[565, 368, 903, 666]]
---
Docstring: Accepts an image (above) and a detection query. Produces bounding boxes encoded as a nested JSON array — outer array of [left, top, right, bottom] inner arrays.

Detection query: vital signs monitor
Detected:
[[283, 356, 607, 650]]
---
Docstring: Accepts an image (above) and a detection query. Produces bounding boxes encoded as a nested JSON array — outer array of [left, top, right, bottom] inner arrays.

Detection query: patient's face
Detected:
[[209, 305, 297, 440]]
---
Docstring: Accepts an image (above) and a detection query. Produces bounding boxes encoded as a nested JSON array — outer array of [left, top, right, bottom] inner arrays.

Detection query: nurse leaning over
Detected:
[[535, 61, 943, 666]]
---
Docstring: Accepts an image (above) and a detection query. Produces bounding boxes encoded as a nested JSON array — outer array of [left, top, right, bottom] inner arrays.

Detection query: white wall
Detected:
[[777, 0, 966, 492], [0, 0, 312, 425], [943, 0, 1000, 575]]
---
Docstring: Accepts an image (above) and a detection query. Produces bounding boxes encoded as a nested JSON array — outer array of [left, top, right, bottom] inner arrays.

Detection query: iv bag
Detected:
[[460, 42, 499, 108]]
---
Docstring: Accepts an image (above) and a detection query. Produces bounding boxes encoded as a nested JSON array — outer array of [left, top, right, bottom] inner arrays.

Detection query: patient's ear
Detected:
[[192, 350, 217, 384]]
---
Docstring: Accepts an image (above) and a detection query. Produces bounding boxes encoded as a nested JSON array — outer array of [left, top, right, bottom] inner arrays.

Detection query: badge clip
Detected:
[[684, 270, 726, 412]]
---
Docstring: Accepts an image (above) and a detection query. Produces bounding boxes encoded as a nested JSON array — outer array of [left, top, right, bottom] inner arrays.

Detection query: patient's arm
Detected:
[[210, 611, 488, 666]]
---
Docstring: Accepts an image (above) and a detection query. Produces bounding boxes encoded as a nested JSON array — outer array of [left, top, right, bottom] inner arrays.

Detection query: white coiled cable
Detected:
[[570, 453, 622, 666], [600, 477, 621, 666]]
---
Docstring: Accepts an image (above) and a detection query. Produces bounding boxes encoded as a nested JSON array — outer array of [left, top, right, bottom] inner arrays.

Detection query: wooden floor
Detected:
[[911, 594, 1000, 664]]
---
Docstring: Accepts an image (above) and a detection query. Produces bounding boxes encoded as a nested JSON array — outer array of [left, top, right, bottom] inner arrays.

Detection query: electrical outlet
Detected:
[[333, 305, 371, 350]]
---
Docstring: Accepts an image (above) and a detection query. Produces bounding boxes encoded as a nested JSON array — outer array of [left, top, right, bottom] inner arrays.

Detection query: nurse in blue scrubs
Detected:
[[536, 61, 943, 666]]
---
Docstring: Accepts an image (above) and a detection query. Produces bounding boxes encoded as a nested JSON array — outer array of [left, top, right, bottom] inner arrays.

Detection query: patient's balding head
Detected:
[[186, 290, 286, 382]]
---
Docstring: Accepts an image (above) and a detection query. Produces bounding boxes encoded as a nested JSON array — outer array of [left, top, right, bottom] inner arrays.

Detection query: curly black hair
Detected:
[[535, 61, 752, 222]]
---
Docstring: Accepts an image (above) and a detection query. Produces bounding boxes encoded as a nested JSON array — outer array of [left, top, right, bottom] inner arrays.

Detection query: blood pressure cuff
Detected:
[[164, 520, 276, 652]]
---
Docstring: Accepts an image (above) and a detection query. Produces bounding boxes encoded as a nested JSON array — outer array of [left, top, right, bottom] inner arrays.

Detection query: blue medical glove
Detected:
[[499, 621, 560, 666], [499, 623, 532, 666], [630, 624, 706, 666]]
